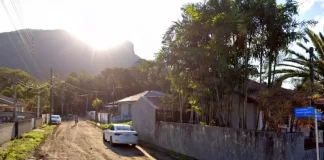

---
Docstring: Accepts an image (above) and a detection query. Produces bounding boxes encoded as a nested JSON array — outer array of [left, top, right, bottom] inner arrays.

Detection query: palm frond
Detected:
[[287, 50, 308, 61], [276, 63, 307, 71], [296, 42, 308, 51], [276, 72, 309, 81]]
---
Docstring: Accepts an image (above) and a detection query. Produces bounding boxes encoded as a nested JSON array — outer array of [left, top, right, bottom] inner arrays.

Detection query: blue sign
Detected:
[[294, 107, 314, 118], [317, 112, 322, 121]]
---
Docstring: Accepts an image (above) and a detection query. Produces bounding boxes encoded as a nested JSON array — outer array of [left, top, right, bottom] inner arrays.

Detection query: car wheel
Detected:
[[110, 137, 114, 147], [131, 144, 136, 147]]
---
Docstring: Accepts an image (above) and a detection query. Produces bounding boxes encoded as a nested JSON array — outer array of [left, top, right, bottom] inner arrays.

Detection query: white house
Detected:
[[110, 91, 163, 122]]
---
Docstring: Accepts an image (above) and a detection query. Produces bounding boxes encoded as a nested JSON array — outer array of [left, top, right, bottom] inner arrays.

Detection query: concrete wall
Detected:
[[147, 122, 311, 160], [34, 117, 43, 128], [0, 118, 44, 145], [0, 123, 15, 145], [132, 97, 156, 143], [17, 119, 33, 137]]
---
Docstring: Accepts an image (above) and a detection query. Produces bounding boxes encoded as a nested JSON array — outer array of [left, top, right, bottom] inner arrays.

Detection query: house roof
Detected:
[[0, 95, 27, 107], [116, 91, 164, 103], [144, 96, 162, 109], [242, 80, 324, 107]]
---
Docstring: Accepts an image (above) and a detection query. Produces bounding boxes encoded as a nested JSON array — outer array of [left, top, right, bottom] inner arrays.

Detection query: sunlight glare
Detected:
[[74, 30, 127, 50]]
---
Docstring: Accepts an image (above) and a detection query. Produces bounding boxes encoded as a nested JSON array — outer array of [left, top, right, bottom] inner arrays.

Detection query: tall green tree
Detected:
[[92, 98, 104, 122]]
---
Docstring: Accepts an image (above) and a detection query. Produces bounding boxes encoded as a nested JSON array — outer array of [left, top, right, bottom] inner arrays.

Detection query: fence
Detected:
[[140, 121, 322, 160], [0, 111, 36, 123], [155, 110, 193, 123], [0, 117, 44, 145], [111, 116, 131, 123], [95, 112, 131, 123]]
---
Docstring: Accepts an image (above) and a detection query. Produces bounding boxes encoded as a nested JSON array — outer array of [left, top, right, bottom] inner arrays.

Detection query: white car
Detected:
[[51, 115, 61, 124], [103, 124, 138, 147]]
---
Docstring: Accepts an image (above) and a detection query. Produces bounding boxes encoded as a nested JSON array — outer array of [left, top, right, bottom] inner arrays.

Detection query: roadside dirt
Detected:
[[28, 120, 177, 160]]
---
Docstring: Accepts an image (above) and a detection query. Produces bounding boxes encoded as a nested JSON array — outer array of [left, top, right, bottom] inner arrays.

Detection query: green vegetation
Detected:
[[0, 125, 56, 160], [92, 98, 104, 122], [146, 0, 316, 131], [0, 67, 50, 113], [276, 28, 324, 91], [89, 121, 132, 130]]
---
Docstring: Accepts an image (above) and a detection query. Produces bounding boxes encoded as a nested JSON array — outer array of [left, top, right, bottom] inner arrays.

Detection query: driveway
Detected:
[[28, 120, 178, 160]]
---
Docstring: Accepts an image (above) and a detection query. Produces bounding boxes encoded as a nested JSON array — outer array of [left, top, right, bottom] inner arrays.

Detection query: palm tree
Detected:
[[275, 28, 324, 88]]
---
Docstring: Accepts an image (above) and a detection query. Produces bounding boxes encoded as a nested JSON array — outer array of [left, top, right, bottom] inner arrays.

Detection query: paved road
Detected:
[[29, 120, 176, 160]]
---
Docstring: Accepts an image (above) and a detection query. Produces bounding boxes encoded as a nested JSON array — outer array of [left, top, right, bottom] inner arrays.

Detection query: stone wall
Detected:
[[147, 122, 314, 160], [0, 123, 15, 145]]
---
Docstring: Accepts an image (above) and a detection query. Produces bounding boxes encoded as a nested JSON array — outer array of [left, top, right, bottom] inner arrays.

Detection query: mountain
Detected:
[[0, 29, 141, 80]]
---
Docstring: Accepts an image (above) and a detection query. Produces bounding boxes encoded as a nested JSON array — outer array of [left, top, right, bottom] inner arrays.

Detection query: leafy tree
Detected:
[[92, 98, 104, 122]]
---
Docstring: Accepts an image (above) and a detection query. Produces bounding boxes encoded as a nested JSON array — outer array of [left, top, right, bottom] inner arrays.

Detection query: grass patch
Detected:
[[88, 120, 132, 130], [0, 125, 56, 160]]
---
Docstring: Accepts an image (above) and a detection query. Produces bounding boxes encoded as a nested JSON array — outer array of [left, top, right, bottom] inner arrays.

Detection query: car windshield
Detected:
[[115, 126, 134, 131], [51, 115, 60, 118]]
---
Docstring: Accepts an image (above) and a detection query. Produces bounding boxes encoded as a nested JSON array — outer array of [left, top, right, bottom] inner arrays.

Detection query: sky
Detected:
[[0, 0, 199, 60], [0, 0, 324, 89]]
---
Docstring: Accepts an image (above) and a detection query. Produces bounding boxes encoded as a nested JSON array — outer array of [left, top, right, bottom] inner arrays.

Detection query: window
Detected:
[[110, 125, 114, 131], [115, 126, 134, 131]]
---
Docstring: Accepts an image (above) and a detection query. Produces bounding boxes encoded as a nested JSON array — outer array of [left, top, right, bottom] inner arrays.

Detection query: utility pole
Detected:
[[50, 68, 53, 125], [309, 47, 319, 160], [112, 84, 115, 107], [12, 74, 17, 121], [86, 95, 88, 115], [37, 89, 41, 118]]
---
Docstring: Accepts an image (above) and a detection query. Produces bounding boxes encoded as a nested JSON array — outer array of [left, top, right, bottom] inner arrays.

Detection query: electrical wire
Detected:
[[0, 72, 49, 91], [1, 0, 48, 81], [53, 76, 108, 93]]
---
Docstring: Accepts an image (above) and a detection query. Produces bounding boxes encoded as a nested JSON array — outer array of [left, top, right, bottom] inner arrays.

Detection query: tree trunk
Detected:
[[243, 52, 249, 129], [95, 108, 99, 122], [190, 105, 194, 124], [267, 50, 273, 88], [238, 96, 242, 128], [179, 91, 183, 123], [260, 48, 263, 83], [61, 103, 64, 116], [272, 52, 278, 83]]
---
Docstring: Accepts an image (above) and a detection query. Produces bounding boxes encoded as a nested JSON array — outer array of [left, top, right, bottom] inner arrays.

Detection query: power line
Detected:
[[1, 0, 48, 81], [53, 76, 108, 93], [5, 33, 32, 73], [0, 72, 49, 91]]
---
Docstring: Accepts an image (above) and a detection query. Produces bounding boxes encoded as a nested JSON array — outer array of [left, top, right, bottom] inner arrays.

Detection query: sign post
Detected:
[[294, 107, 321, 160], [315, 109, 320, 160]]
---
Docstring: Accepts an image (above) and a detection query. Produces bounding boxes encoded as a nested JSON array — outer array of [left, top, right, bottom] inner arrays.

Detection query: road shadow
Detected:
[[103, 142, 145, 157]]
